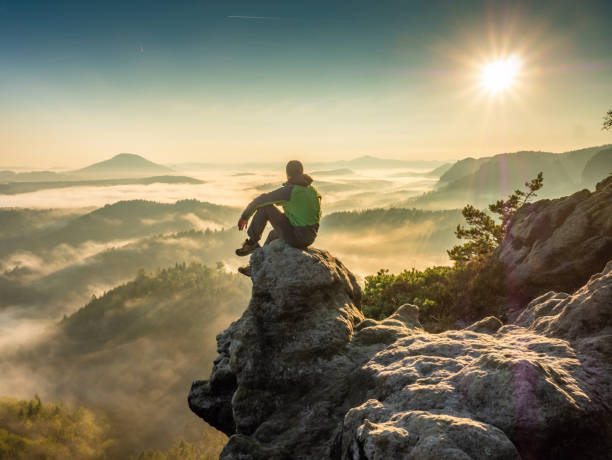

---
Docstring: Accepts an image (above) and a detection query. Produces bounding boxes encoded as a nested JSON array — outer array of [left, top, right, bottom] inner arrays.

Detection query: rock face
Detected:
[[189, 240, 612, 459], [189, 241, 364, 458], [499, 176, 612, 311]]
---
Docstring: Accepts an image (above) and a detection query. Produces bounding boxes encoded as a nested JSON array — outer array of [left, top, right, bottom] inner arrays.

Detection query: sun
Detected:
[[480, 56, 521, 93]]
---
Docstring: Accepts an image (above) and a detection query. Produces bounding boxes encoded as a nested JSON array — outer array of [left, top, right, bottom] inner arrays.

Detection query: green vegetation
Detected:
[[60, 262, 247, 343], [447, 172, 543, 263], [363, 173, 544, 331], [0, 395, 112, 459], [603, 109, 612, 130], [132, 430, 226, 460], [363, 257, 506, 331]]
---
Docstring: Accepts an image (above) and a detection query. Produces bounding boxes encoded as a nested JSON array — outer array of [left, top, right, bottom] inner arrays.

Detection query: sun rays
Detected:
[[480, 56, 522, 93]]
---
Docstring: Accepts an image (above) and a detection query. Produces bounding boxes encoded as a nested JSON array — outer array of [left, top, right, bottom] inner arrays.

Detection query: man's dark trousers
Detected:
[[247, 205, 317, 249]]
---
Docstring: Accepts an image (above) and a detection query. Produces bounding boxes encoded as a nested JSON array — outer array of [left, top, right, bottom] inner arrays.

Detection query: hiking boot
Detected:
[[238, 265, 252, 277], [235, 238, 260, 256]]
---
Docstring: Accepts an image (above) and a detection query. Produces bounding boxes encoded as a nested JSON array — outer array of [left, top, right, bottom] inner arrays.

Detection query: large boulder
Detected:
[[189, 241, 612, 459], [188, 241, 364, 458], [342, 262, 612, 460], [498, 176, 612, 311]]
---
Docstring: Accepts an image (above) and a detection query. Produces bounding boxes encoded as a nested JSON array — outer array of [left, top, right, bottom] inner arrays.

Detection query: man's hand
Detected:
[[237, 218, 247, 231]]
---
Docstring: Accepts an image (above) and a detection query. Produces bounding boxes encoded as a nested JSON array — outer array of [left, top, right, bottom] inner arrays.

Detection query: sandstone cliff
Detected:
[[189, 238, 612, 459], [499, 176, 612, 312]]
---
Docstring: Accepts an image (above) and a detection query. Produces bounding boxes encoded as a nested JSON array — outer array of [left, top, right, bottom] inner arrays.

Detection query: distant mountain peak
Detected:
[[104, 153, 161, 164], [111, 153, 146, 160], [73, 153, 173, 178]]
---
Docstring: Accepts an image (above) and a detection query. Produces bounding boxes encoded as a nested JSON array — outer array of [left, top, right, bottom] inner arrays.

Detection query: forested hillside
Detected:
[[1, 263, 250, 458], [0, 395, 111, 459]]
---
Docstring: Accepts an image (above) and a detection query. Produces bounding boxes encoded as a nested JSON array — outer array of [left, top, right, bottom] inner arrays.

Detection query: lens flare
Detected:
[[481, 56, 521, 93]]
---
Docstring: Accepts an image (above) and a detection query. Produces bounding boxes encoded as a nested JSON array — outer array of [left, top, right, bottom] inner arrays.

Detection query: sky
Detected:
[[1, 0, 611, 168]]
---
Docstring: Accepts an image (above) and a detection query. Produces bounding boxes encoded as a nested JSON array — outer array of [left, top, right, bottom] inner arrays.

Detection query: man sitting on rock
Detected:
[[235, 160, 321, 276]]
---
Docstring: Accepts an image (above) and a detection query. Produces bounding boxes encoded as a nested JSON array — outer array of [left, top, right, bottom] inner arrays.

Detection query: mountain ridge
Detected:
[[408, 145, 611, 209]]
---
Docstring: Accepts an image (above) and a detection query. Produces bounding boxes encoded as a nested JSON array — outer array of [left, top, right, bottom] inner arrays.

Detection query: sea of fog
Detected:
[[0, 168, 437, 212]]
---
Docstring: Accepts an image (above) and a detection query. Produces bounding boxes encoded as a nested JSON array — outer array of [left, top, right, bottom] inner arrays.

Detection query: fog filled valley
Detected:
[[1, 147, 611, 459]]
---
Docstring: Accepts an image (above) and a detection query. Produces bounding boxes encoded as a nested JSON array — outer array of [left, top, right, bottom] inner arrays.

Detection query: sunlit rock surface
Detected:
[[499, 176, 612, 311], [189, 241, 364, 459], [189, 240, 611, 459]]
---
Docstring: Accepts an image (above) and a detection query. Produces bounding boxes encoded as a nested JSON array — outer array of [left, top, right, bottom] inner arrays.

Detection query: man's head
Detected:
[[285, 160, 304, 180]]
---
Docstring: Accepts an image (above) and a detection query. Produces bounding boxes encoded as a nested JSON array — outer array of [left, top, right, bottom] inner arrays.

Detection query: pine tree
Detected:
[[603, 109, 612, 130], [447, 172, 543, 264]]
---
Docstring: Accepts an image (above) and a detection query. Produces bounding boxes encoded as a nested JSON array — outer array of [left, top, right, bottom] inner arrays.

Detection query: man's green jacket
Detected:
[[241, 174, 321, 227]]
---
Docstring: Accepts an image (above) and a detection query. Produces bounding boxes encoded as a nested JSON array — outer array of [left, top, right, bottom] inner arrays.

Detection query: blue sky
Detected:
[[1, 0, 611, 167]]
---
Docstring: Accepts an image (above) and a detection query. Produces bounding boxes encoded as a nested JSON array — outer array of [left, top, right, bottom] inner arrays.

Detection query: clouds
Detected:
[[0, 308, 53, 352], [0, 239, 136, 281], [0, 167, 436, 212], [318, 218, 456, 276]]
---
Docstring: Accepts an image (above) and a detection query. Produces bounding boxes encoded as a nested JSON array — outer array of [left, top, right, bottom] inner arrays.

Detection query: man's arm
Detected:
[[240, 185, 292, 221]]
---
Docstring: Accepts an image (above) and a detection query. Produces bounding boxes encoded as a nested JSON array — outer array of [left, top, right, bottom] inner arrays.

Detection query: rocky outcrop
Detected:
[[189, 240, 612, 459], [499, 176, 612, 311], [189, 241, 364, 459]]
